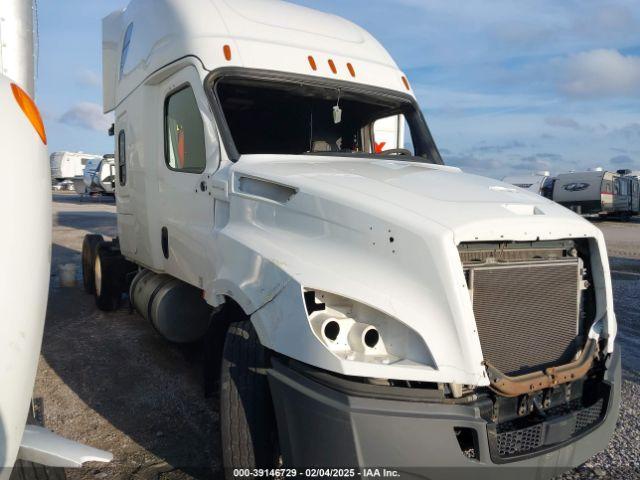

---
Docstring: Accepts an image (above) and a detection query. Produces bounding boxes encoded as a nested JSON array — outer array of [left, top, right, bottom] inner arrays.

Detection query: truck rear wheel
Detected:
[[220, 321, 279, 476], [82, 234, 104, 293], [94, 243, 122, 311], [9, 460, 66, 480]]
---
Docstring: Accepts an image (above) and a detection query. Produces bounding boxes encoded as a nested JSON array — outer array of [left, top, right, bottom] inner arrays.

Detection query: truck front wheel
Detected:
[[220, 321, 279, 476]]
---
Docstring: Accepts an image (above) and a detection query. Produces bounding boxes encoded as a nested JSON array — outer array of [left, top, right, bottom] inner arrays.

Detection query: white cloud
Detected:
[[545, 116, 582, 130], [58, 102, 112, 132], [609, 154, 636, 166], [558, 49, 640, 98], [75, 69, 101, 88]]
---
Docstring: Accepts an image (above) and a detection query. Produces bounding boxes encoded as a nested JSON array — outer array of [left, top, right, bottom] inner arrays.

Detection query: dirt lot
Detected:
[[38, 195, 219, 479], [35, 194, 640, 479]]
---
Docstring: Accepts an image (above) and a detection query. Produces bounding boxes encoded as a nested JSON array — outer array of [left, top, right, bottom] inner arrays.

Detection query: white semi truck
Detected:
[[86, 0, 620, 477], [1, 2, 112, 476], [0, 76, 111, 480]]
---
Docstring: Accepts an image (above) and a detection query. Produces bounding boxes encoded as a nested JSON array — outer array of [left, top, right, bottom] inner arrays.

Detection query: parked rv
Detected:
[[83, 155, 116, 195], [502, 171, 555, 199], [83, 1, 620, 477], [554, 169, 639, 217], [50, 151, 102, 183], [618, 169, 640, 215]]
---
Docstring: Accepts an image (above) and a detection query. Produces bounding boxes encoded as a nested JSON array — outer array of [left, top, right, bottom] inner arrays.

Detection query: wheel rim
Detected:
[[94, 254, 102, 296]]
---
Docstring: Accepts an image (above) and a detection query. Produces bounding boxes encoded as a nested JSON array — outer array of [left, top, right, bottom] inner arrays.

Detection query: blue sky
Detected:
[[36, 0, 640, 178]]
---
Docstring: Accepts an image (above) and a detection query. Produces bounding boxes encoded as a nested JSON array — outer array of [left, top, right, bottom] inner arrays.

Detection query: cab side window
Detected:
[[164, 86, 206, 173], [118, 130, 127, 186]]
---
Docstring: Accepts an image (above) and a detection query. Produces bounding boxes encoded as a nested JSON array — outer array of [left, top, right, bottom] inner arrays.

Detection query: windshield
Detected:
[[212, 75, 442, 164]]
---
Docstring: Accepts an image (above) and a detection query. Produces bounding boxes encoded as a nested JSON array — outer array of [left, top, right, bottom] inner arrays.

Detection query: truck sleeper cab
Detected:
[[88, 1, 619, 478]]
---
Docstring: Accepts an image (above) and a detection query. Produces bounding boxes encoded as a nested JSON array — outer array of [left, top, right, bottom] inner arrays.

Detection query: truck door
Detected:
[[156, 66, 219, 288]]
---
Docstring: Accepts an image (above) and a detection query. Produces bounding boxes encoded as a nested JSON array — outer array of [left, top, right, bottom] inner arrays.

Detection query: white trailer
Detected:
[[87, 1, 620, 477], [502, 171, 555, 199], [82, 155, 116, 195], [49, 151, 102, 183], [553, 169, 638, 217]]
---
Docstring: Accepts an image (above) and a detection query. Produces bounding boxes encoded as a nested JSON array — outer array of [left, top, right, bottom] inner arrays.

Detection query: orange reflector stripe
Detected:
[[328, 59, 337, 74], [308, 56, 317, 71], [223, 45, 232, 61], [347, 63, 356, 77], [402, 76, 411, 91], [11, 83, 46, 145]]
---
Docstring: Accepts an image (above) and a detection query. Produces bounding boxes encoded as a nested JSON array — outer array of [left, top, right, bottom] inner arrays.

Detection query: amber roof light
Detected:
[[308, 55, 317, 71]]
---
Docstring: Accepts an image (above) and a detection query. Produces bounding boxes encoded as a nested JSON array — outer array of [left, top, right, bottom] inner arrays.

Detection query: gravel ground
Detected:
[[37, 194, 640, 479]]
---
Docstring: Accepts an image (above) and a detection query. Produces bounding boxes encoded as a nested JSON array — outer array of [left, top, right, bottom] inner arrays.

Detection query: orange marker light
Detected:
[[223, 45, 232, 61], [11, 83, 47, 145], [347, 63, 356, 77], [308, 55, 317, 71], [402, 76, 411, 91], [328, 59, 337, 74]]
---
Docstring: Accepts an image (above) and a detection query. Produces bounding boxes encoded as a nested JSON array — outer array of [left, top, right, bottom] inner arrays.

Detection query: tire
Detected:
[[82, 234, 103, 293], [220, 321, 279, 476], [9, 460, 66, 480], [94, 243, 122, 311]]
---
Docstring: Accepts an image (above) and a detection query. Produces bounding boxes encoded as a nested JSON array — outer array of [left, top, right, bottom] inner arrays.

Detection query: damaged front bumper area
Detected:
[[268, 348, 620, 480]]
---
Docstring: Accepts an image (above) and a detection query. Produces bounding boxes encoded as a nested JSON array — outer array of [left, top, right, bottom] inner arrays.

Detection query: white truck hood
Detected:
[[218, 154, 613, 386], [233, 154, 596, 242]]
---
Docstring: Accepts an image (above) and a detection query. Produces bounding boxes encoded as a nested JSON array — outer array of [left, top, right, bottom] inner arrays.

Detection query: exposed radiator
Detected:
[[466, 257, 582, 376]]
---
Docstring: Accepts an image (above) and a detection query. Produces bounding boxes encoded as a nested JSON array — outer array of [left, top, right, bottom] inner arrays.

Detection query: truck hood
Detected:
[[217, 154, 613, 385], [232, 154, 596, 243]]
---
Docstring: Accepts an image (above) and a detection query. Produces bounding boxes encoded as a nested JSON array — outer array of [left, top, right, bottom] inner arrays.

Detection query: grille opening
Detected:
[[459, 239, 595, 377], [454, 427, 480, 460]]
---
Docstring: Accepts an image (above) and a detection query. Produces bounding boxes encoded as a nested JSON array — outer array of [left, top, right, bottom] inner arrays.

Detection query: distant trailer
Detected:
[[618, 170, 640, 215], [502, 172, 555, 199], [83, 155, 116, 195], [50, 151, 102, 182], [553, 170, 638, 217]]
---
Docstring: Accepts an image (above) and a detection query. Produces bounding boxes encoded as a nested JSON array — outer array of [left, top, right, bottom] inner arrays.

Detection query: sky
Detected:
[[35, 0, 640, 179]]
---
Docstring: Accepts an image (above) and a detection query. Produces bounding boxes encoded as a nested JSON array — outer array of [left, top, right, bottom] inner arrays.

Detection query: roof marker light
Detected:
[[11, 83, 47, 145], [308, 55, 317, 71], [223, 45, 232, 61], [347, 63, 356, 77], [328, 59, 337, 74], [402, 76, 411, 91]]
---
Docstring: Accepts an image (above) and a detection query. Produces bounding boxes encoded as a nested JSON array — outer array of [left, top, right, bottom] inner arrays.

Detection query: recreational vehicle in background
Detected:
[[554, 169, 639, 217], [50, 151, 102, 183], [617, 169, 640, 215], [502, 171, 555, 199], [82, 154, 116, 195], [83, 0, 620, 477]]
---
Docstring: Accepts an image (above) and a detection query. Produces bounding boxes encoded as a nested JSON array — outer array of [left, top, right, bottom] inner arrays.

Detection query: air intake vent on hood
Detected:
[[236, 176, 297, 203]]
